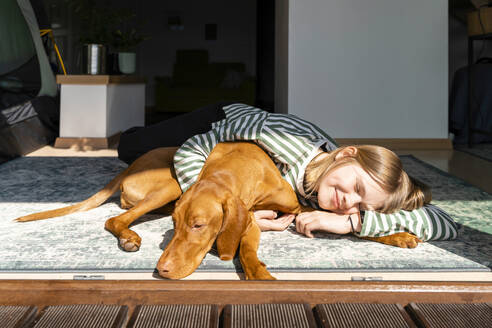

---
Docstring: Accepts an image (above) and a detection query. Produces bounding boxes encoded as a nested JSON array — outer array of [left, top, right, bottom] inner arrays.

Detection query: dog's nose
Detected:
[[157, 260, 173, 278]]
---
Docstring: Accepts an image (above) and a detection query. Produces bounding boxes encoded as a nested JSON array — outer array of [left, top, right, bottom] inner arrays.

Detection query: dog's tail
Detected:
[[15, 168, 129, 222]]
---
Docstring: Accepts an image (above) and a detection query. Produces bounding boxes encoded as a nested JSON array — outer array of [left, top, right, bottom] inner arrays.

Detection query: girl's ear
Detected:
[[335, 146, 358, 160]]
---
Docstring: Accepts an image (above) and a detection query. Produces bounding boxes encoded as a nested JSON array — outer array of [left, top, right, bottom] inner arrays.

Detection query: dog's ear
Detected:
[[216, 196, 249, 261]]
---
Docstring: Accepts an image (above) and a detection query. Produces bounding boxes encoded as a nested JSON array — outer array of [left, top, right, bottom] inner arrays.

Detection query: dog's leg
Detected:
[[105, 180, 182, 252], [255, 179, 302, 215], [362, 232, 422, 248], [239, 215, 276, 280]]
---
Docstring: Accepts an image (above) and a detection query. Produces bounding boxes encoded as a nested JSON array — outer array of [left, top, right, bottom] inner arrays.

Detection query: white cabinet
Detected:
[[55, 75, 145, 149]]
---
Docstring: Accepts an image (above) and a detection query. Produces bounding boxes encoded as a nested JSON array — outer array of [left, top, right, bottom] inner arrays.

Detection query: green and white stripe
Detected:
[[359, 204, 459, 241], [173, 103, 458, 241], [174, 103, 338, 195]]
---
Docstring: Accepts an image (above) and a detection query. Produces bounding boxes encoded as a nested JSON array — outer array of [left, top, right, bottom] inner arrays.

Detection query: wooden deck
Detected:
[[0, 280, 491, 327]]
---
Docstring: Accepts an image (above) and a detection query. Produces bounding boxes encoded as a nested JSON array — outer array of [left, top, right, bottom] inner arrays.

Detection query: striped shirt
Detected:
[[173, 103, 458, 241], [358, 204, 458, 241]]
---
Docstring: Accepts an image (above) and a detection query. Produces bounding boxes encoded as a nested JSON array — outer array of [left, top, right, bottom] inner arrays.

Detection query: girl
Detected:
[[118, 102, 458, 243]]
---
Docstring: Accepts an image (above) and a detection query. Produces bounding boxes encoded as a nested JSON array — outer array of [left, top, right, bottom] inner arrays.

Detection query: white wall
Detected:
[[285, 0, 448, 138]]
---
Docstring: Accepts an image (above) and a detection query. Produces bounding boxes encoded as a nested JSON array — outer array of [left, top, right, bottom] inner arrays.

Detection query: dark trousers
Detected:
[[117, 102, 233, 164]]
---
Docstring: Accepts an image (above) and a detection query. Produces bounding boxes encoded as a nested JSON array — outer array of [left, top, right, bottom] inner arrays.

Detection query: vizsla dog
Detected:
[[16, 142, 421, 280], [156, 142, 304, 279], [16, 142, 301, 279]]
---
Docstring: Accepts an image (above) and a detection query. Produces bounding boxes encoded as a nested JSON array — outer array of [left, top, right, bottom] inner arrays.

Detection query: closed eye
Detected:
[[356, 176, 362, 195], [192, 223, 205, 230]]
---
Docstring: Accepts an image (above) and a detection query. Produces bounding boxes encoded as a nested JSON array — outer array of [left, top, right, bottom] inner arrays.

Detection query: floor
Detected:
[[27, 145, 492, 194], [13, 145, 492, 323], [2, 300, 491, 327], [396, 149, 492, 194]]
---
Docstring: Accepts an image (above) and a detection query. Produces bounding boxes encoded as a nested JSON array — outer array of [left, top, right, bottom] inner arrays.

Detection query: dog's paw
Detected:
[[389, 232, 422, 248], [393, 233, 422, 248], [118, 229, 142, 252], [244, 261, 276, 280], [364, 232, 422, 248]]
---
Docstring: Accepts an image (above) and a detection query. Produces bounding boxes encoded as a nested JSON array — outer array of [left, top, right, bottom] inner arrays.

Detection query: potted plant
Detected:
[[111, 28, 148, 74], [68, 0, 132, 74]]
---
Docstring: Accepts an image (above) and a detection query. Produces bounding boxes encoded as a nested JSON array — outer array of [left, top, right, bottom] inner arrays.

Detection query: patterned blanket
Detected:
[[0, 156, 490, 273]]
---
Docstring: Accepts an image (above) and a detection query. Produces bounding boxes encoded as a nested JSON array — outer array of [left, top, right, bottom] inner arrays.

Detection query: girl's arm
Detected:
[[253, 210, 358, 234], [295, 211, 362, 237], [173, 133, 218, 193], [359, 204, 459, 241], [292, 205, 459, 241]]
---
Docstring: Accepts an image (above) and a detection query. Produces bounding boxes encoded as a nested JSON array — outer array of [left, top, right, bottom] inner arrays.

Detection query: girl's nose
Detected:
[[344, 193, 361, 210]]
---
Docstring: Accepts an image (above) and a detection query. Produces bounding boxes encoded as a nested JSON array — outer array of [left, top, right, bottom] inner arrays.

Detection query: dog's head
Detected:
[[157, 180, 249, 279]]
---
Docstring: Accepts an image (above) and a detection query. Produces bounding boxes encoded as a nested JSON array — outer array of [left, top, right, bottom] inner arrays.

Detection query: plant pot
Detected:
[[82, 44, 107, 75], [118, 52, 136, 74]]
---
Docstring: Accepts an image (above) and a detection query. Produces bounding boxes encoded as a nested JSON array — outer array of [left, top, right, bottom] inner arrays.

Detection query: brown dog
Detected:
[[16, 142, 421, 280], [16, 142, 301, 279], [156, 142, 303, 279]]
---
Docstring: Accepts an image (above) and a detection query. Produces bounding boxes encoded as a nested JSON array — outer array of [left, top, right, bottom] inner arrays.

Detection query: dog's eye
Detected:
[[192, 224, 204, 230]]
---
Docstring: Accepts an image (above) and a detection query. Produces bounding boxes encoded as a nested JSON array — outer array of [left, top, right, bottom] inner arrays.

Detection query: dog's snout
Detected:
[[157, 259, 172, 275]]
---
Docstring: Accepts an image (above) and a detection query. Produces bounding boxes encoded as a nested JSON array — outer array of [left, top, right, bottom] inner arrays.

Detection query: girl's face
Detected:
[[317, 161, 389, 215]]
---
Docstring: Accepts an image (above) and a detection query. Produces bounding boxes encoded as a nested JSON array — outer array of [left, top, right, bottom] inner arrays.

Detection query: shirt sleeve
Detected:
[[173, 131, 218, 192], [260, 114, 338, 166], [358, 204, 459, 241]]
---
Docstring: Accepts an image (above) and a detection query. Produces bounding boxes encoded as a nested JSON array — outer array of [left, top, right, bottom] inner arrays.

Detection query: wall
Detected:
[[275, 0, 289, 114], [286, 0, 448, 139], [137, 0, 257, 106]]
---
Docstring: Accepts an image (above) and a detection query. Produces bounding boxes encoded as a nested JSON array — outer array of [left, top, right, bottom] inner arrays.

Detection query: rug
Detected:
[[0, 156, 490, 273], [455, 143, 492, 162]]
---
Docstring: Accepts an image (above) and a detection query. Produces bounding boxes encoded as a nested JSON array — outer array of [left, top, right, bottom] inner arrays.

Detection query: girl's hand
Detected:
[[295, 211, 361, 238], [254, 210, 296, 231]]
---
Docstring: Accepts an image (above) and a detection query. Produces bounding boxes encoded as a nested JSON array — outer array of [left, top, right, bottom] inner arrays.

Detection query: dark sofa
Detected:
[[154, 49, 256, 113]]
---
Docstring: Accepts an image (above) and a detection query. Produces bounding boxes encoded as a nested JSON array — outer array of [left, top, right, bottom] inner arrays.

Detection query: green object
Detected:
[[69, 0, 125, 45], [155, 49, 256, 112], [0, 0, 56, 97], [0, 0, 35, 75], [111, 28, 148, 52], [118, 52, 136, 74]]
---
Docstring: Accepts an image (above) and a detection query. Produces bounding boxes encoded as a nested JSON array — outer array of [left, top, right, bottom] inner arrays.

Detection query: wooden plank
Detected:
[[0, 305, 37, 328], [314, 303, 416, 328], [0, 281, 491, 313], [32, 304, 127, 328], [56, 75, 146, 85], [335, 138, 453, 150], [406, 303, 492, 328], [1, 271, 491, 282], [127, 304, 218, 328], [222, 304, 317, 328]]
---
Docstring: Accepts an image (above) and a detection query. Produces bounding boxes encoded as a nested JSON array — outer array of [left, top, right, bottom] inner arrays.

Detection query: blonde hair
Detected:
[[304, 145, 431, 213]]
